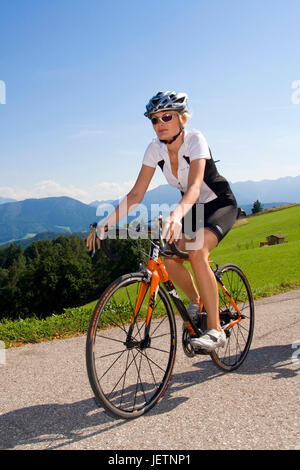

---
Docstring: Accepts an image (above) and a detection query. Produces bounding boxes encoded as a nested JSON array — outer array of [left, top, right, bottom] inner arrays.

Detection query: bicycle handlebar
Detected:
[[161, 241, 189, 259], [89, 219, 189, 261]]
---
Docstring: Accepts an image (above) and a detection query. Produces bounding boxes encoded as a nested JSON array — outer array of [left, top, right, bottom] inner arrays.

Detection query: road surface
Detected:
[[0, 289, 299, 450]]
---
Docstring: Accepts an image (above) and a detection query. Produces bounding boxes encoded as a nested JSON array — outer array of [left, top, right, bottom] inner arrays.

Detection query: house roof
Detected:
[[267, 234, 285, 239]]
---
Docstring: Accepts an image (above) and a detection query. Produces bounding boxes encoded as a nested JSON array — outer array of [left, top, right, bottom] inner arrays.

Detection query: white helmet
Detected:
[[144, 91, 188, 118]]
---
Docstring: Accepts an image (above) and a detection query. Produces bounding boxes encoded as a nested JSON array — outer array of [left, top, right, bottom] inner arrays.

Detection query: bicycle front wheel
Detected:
[[86, 272, 177, 419], [211, 264, 255, 371]]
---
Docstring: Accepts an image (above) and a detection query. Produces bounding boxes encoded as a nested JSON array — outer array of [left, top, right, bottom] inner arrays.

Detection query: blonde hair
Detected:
[[178, 111, 191, 127]]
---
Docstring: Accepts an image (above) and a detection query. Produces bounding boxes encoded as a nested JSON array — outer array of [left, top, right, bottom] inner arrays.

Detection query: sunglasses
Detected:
[[151, 113, 177, 125]]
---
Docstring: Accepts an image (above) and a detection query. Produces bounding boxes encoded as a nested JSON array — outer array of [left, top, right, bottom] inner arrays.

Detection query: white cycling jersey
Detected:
[[143, 129, 228, 203]]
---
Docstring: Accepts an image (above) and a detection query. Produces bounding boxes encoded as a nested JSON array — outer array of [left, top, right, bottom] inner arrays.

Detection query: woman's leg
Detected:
[[188, 229, 220, 331], [165, 229, 220, 330], [163, 238, 200, 305]]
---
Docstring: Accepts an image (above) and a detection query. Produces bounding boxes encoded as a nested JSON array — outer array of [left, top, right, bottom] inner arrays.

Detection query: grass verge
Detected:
[[0, 303, 96, 348]]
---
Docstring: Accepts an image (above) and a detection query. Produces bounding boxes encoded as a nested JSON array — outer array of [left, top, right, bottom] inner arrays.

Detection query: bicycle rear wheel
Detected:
[[211, 264, 254, 371], [86, 272, 177, 419]]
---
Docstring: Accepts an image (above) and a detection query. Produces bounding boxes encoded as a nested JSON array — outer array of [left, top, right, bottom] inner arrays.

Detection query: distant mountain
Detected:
[[0, 197, 16, 205], [1, 175, 299, 245], [93, 175, 300, 216], [230, 175, 300, 205], [0, 196, 96, 244], [89, 185, 181, 225], [0, 231, 88, 250]]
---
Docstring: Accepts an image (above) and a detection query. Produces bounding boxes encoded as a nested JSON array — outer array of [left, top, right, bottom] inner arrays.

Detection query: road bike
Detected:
[[86, 220, 255, 419]]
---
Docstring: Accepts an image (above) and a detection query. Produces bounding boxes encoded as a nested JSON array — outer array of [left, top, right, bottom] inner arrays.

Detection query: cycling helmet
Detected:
[[144, 91, 188, 118]]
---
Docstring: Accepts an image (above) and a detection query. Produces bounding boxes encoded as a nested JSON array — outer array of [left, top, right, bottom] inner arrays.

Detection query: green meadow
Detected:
[[211, 204, 300, 298], [1, 205, 300, 347]]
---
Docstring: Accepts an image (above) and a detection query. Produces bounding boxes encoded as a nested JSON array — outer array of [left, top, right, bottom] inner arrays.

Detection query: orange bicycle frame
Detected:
[[128, 245, 243, 341]]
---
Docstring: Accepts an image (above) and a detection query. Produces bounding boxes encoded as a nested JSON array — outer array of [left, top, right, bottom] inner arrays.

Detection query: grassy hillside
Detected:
[[209, 204, 300, 297]]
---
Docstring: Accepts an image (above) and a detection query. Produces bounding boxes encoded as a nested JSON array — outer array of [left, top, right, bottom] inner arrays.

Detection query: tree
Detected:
[[20, 235, 95, 318], [0, 247, 26, 318], [0, 235, 95, 319], [0, 233, 150, 320], [251, 200, 263, 214]]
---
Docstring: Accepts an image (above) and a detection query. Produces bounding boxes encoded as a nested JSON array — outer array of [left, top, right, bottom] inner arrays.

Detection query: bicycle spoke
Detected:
[[100, 309, 128, 335], [132, 351, 147, 409], [96, 334, 125, 345], [149, 345, 171, 354], [137, 348, 167, 373], [119, 350, 130, 409], [96, 348, 127, 360], [99, 349, 127, 380], [143, 351, 158, 386], [106, 350, 139, 401]]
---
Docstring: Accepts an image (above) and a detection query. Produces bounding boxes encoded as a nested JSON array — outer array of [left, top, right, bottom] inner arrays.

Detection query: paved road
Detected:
[[0, 289, 299, 450]]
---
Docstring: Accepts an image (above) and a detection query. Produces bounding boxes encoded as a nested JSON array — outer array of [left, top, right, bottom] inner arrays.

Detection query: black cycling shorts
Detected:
[[181, 196, 238, 243]]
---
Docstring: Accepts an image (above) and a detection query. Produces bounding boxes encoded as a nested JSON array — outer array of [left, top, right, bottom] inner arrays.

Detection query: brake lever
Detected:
[[157, 215, 189, 259]]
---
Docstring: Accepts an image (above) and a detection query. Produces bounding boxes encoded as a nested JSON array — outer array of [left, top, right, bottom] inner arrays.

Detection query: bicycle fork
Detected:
[[125, 257, 200, 349], [125, 266, 160, 350]]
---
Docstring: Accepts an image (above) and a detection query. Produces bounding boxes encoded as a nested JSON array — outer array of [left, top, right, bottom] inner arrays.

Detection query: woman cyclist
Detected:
[[89, 91, 237, 351]]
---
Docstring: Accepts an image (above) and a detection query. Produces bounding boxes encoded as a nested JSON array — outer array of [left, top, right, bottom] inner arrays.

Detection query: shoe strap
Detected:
[[205, 329, 222, 342]]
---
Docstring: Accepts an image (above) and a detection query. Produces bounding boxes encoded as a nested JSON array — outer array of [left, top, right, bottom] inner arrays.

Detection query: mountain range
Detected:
[[0, 175, 299, 245], [0, 197, 95, 244], [229, 175, 300, 205]]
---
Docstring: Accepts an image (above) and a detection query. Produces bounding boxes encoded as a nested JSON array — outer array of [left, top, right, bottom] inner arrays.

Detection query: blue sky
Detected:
[[1, 0, 300, 203]]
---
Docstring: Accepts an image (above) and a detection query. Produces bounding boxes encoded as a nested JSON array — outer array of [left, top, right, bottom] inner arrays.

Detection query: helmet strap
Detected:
[[159, 127, 183, 145]]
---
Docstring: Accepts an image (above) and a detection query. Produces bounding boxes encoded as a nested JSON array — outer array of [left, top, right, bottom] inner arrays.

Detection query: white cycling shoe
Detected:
[[191, 328, 226, 352]]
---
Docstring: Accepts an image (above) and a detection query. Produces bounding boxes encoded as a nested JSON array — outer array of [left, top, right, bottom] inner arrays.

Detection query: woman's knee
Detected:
[[164, 257, 185, 270], [187, 229, 218, 262], [188, 247, 210, 264]]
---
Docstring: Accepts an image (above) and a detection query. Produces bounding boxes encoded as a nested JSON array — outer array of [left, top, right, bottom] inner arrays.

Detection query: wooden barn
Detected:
[[260, 234, 286, 247]]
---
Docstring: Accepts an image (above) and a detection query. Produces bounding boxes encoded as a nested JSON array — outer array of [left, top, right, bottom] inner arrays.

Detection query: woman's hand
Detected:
[[86, 231, 101, 253], [162, 215, 182, 244], [96, 223, 107, 240], [86, 222, 106, 254]]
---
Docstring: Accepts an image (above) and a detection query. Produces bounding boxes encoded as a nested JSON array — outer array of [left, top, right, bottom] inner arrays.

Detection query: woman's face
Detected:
[[151, 111, 181, 141]]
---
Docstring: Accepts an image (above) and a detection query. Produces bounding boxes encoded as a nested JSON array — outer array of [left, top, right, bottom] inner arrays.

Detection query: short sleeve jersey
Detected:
[[142, 129, 232, 204]]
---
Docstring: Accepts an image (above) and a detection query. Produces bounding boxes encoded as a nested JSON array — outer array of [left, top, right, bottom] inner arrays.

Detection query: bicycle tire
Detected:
[[86, 272, 177, 419], [210, 264, 255, 371]]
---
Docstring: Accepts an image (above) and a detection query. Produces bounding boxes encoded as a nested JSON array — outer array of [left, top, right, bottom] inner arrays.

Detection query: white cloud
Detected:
[[0, 181, 89, 202], [0, 179, 161, 204]]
